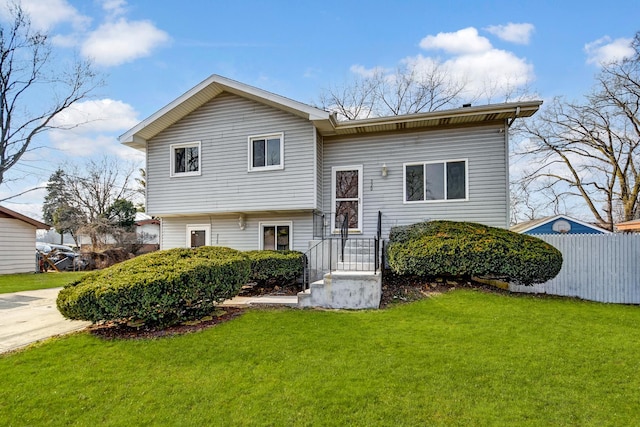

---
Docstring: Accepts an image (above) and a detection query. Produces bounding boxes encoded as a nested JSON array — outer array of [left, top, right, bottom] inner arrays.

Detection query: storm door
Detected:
[[331, 165, 363, 233]]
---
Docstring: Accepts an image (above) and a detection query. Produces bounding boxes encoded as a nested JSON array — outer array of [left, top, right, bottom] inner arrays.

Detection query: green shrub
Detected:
[[57, 246, 250, 326], [387, 221, 562, 285], [245, 250, 304, 286]]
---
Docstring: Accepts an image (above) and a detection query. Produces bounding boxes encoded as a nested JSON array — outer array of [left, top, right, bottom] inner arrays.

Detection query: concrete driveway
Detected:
[[0, 287, 90, 354]]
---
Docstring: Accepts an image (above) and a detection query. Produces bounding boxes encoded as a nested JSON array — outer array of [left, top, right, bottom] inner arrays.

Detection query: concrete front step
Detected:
[[298, 271, 382, 309], [336, 261, 376, 271]]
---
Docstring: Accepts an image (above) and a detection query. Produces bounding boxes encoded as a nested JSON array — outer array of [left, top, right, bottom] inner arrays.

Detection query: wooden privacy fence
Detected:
[[509, 234, 640, 304]]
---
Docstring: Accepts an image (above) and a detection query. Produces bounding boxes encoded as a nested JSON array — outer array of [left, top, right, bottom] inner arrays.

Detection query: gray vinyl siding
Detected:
[[322, 123, 509, 238], [146, 93, 316, 216], [0, 219, 36, 274], [160, 211, 312, 252]]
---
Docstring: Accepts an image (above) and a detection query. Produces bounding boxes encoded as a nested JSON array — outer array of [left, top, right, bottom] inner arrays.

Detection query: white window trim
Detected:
[[186, 224, 210, 248], [258, 221, 293, 250], [403, 159, 469, 204], [331, 164, 364, 234], [248, 132, 284, 172], [170, 141, 201, 177]]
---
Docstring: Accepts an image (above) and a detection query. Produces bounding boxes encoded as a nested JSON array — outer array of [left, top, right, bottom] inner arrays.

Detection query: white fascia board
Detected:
[[119, 74, 331, 146]]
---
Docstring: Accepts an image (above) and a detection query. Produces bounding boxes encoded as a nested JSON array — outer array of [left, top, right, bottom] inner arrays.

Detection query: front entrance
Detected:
[[331, 165, 363, 233]]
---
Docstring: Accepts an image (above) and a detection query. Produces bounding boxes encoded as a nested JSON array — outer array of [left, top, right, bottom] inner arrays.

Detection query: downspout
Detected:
[[507, 106, 521, 128], [505, 106, 521, 226]]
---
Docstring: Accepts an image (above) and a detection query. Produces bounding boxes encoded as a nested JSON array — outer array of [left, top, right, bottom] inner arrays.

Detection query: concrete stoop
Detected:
[[297, 270, 382, 309]]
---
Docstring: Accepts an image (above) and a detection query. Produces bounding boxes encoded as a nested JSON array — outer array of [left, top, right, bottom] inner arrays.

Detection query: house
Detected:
[[0, 206, 50, 274], [120, 74, 541, 308], [76, 212, 160, 252], [134, 213, 160, 253], [511, 214, 609, 235]]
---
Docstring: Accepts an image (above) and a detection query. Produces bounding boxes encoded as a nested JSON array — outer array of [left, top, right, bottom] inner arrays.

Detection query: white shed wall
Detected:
[[0, 218, 37, 274]]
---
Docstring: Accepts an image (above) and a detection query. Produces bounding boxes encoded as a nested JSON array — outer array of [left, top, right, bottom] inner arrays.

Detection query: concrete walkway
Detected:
[[0, 287, 91, 354], [221, 295, 298, 307], [0, 288, 298, 355]]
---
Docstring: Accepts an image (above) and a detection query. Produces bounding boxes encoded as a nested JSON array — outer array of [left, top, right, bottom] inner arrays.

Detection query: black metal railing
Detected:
[[312, 210, 325, 239], [340, 213, 349, 262], [301, 210, 388, 290]]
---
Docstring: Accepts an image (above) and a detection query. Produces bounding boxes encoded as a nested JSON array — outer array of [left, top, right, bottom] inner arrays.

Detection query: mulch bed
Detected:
[[88, 307, 245, 340]]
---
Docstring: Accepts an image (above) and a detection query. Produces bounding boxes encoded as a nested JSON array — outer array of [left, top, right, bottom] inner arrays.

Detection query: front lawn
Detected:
[[1, 290, 639, 425], [0, 272, 87, 294]]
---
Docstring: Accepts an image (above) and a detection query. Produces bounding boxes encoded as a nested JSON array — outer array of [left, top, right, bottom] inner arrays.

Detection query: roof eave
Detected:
[[0, 206, 50, 229], [119, 74, 330, 148], [333, 101, 542, 131]]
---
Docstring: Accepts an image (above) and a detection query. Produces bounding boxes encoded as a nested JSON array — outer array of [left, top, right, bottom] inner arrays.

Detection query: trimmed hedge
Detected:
[[57, 246, 250, 326], [245, 250, 304, 286], [387, 220, 562, 285]]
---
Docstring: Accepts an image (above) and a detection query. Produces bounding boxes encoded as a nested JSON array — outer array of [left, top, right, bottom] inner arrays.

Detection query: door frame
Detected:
[[331, 164, 363, 234]]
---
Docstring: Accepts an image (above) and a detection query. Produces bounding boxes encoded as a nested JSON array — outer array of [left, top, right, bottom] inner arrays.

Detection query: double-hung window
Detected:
[[248, 133, 284, 171], [404, 159, 468, 202], [259, 221, 292, 251], [170, 141, 201, 177]]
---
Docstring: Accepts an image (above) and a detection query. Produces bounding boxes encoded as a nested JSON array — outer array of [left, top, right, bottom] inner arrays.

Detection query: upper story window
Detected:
[[170, 141, 201, 177], [404, 159, 468, 203], [248, 133, 284, 171]]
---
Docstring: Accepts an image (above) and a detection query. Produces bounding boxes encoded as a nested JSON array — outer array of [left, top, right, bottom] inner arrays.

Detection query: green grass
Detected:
[[1, 290, 639, 426], [0, 272, 86, 294]]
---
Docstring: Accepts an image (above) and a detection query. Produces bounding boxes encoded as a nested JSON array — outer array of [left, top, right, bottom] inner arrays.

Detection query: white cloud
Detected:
[[402, 27, 534, 101], [81, 18, 170, 66], [48, 98, 143, 160], [485, 23, 534, 45], [0, 0, 169, 67], [0, 0, 90, 30], [50, 99, 139, 132], [442, 49, 533, 95], [585, 36, 635, 65], [101, 0, 127, 18], [419, 27, 492, 54]]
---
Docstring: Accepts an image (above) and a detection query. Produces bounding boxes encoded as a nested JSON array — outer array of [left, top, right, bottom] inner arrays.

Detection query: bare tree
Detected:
[[317, 72, 379, 120], [317, 62, 467, 120], [42, 157, 138, 247], [516, 34, 640, 230], [0, 3, 98, 192]]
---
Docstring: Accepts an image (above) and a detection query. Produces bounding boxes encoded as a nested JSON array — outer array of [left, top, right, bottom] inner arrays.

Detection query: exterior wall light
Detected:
[[238, 214, 246, 230], [381, 163, 388, 177]]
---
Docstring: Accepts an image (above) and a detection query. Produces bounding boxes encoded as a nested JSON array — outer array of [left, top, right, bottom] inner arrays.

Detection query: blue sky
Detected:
[[0, 0, 638, 220]]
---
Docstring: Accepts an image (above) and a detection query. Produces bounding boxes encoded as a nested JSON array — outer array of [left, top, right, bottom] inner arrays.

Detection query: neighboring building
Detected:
[[120, 74, 542, 252], [0, 206, 50, 274], [511, 214, 609, 235], [134, 213, 160, 253], [77, 212, 160, 252], [616, 219, 640, 233], [38, 230, 77, 247]]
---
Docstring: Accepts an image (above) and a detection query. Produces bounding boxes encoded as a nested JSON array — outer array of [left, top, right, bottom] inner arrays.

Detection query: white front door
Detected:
[[331, 165, 363, 233]]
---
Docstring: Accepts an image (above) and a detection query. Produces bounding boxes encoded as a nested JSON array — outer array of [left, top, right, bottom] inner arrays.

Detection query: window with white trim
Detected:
[[259, 221, 292, 251], [248, 133, 284, 171], [171, 141, 201, 177], [186, 224, 210, 248], [404, 159, 467, 202]]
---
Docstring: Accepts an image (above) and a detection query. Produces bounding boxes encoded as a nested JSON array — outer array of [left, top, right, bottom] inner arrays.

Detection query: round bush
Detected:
[[57, 246, 251, 326], [245, 250, 303, 286], [387, 220, 563, 285]]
